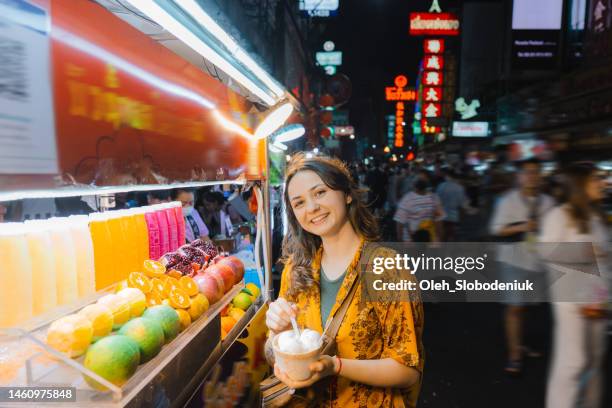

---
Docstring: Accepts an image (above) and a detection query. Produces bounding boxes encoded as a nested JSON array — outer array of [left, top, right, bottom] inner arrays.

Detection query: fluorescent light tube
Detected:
[[273, 124, 306, 143], [124, 0, 276, 105], [175, 0, 285, 98], [254, 103, 294, 139]]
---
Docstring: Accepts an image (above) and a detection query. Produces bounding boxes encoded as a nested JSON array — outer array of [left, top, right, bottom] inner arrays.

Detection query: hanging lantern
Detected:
[[320, 111, 333, 125], [320, 127, 332, 139], [319, 93, 335, 107]]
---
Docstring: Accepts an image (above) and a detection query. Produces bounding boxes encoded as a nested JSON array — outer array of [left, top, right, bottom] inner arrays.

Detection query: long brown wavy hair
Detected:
[[281, 153, 379, 295], [564, 162, 605, 234]]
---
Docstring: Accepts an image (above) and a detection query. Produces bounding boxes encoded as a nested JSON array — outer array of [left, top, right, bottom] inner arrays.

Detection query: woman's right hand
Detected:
[[266, 297, 298, 335]]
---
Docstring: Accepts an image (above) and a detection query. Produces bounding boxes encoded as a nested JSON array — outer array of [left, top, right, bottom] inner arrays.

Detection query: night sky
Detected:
[[317, 0, 454, 144], [323, 0, 433, 103], [316, 0, 500, 146]]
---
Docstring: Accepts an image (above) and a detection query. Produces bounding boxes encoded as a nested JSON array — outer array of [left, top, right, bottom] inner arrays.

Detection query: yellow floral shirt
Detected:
[[278, 242, 425, 408]]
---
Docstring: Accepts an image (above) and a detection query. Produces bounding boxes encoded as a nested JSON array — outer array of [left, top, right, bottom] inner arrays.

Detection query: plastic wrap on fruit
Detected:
[[159, 252, 181, 268], [191, 239, 218, 259], [178, 245, 208, 265], [190, 238, 206, 248], [173, 261, 193, 276]]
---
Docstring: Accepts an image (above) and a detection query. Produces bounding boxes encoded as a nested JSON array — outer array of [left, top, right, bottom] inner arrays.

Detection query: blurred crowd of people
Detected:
[[350, 156, 611, 408], [348, 158, 611, 243]]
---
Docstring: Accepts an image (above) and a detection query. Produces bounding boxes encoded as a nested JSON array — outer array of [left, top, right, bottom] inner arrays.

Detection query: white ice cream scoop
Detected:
[[277, 331, 304, 354], [273, 329, 324, 381], [299, 329, 322, 350], [276, 328, 322, 354]]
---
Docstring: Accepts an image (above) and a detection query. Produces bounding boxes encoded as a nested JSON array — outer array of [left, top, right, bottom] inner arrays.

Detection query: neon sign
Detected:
[[423, 87, 442, 102], [395, 102, 405, 147], [385, 75, 416, 101], [410, 13, 460, 36], [385, 75, 417, 147], [423, 70, 444, 86], [424, 38, 445, 54], [424, 54, 444, 70], [424, 102, 442, 117]]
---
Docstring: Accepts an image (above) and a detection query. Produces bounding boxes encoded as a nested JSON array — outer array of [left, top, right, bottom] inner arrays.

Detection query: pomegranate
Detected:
[[206, 263, 235, 293], [219, 256, 245, 284], [192, 239, 219, 259], [159, 252, 181, 268], [193, 274, 223, 304]]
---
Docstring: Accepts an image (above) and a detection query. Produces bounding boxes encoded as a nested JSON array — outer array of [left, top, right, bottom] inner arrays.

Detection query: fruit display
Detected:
[[220, 316, 237, 339], [142, 305, 180, 344], [78, 304, 114, 342], [118, 318, 165, 363], [46, 314, 94, 358], [97, 294, 131, 330], [219, 283, 260, 339], [188, 293, 209, 320], [157, 239, 233, 279], [83, 335, 141, 390], [218, 256, 245, 284], [117, 288, 147, 318], [175, 309, 192, 332], [207, 263, 235, 293], [42, 252, 249, 392], [232, 292, 253, 310], [193, 273, 223, 304], [245, 283, 261, 300], [191, 238, 219, 260]]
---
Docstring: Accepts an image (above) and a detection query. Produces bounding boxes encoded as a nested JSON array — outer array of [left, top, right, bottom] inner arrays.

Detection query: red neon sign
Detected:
[[423, 87, 442, 102], [424, 54, 444, 70], [423, 102, 442, 118], [421, 119, 440, 134], [386, 87, 416, 101], [424, 38, 445, 54], [423, 70, 444, 86], [410, 12, 460, 36], [394, 75, 408, 87], [395, 102, 405, 147], [386, 75, 416, 101]]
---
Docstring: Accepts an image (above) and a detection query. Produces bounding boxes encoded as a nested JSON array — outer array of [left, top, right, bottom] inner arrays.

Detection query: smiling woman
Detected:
[[264, 153, 425, 407], [281, 154, 379, 293]]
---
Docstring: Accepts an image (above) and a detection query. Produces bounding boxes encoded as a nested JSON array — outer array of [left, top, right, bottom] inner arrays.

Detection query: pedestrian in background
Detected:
[[541, 163, 610, 408], [436, 169, 476, 241], [394, 177, 445, 242], [489, 158, 555, 375]]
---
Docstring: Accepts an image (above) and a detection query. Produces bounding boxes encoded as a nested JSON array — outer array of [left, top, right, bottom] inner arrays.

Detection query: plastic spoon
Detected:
[[290, 316, 301, 339]]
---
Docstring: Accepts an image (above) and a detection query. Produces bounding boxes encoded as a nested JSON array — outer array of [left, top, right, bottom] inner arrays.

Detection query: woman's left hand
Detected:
[[274, 355, 338, 389]]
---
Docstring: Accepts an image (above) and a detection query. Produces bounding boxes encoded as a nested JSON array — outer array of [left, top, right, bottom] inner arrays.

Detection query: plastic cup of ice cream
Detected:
[[272, 329, 323, 381]]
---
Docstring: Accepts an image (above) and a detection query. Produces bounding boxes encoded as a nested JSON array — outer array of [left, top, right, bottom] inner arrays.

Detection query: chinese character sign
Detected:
[[395, 102, 405, 147], [424, 38, 445, 54], [424, 54, 444, 70], [424, 102, 441, 117], [423, 87, 442, 102], [423, 70, 443, 86]]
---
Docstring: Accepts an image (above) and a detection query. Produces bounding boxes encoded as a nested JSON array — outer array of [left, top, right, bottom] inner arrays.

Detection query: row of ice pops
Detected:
[[0, 203, 186, 328]]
